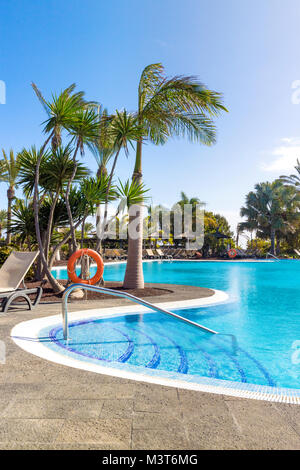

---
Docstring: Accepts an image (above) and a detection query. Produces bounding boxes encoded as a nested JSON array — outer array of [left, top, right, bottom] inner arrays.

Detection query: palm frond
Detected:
[[117, 178, 150, 209], [138, 69, 226, 146]]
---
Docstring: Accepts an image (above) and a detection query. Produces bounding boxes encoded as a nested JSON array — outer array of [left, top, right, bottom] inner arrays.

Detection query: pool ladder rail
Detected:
[[62, 283, 238, 354], [266, 252, 280, 261]]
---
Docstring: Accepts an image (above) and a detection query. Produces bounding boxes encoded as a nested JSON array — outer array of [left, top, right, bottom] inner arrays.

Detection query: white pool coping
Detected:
[[51, 258, 277, 274], [11, 288, 300, 404]]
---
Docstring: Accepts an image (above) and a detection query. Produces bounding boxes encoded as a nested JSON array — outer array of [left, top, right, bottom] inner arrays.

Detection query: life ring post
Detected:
[[67, 249, 104, 285], [228, 248, 237, 259]]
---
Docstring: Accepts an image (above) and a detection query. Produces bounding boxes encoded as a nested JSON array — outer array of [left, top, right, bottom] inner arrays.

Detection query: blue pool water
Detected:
[[47, 260, 300, 390]]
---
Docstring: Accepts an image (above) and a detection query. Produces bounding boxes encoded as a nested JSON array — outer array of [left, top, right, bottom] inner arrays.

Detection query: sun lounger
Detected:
[[0, 251, 42, 313], [145, 249, 159, 259], [113, 249, 127, 260], [156, 248, 172, 259], [104, 249, 118, 260]]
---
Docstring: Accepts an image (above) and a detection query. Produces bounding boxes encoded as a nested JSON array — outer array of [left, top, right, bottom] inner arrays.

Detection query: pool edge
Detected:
[[10, 289, 300, 405]]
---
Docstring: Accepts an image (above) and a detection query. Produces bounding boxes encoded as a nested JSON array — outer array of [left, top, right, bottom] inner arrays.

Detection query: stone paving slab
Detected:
[[55, 418, 132, 448], [0, 283, 300, 449]]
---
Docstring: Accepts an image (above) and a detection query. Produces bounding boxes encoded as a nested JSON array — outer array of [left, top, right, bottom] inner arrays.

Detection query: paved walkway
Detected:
[[0, 283, 299, 450]]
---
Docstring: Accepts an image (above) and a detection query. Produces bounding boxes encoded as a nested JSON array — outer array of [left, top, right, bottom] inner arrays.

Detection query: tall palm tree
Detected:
[[0, 209, 7, 240], [32, 86, 84, 291], [176, 191, 205, 226], [0, 149, 20, 244], [280, 159, 300, 190], [94, 110, 142, 252], [177, 191, 202, 208], [65, 107, 100, 252], [240, 181, 300, 254], [102, 111, 142, 227], [89, 107, 115, 178], [32, 82, 89, 151], [123, 63, 227, 288]]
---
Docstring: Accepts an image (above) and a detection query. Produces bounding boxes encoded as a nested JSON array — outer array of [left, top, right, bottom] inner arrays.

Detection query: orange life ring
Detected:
[[67, 249, 104, 285], [228, 248, 237, 259]]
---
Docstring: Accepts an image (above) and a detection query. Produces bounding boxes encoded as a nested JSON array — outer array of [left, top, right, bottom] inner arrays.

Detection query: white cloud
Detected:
[[261, 137, 300, 172]]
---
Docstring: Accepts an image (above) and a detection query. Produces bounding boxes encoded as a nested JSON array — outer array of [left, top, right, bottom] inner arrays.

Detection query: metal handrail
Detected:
[[62, 283, 237, 353], [266, 252, 280, 260]]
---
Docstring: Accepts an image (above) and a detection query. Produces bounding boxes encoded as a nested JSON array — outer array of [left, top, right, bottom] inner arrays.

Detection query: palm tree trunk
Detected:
[[65, 141, 80, 253], [95, 148, 121, 257], [96, 205, 102, 252], [276, 236, 280, 256], [6, 187, 14, 244], [270, 227, 276, 255], [123, 209, 144, 288], [80, 216, 86, 249], [123, 139, 144, 289], [44, 191, 60, 263], [33, 132, 64, 293]]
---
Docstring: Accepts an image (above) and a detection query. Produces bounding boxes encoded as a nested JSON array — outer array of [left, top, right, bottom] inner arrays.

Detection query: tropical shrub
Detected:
[[0, 246, 13, 266]]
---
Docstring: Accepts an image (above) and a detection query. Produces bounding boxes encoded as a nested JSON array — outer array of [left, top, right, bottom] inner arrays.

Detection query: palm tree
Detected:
[[123, 63, 227, 288], [240, 181, 300, 254], [18, 144, 89, 265], [94, 110, 142, 252], [48, 175, 115, 270], [65, 107, 100, 252], [102, 111, 142, 226], [89, 108, 115, 250], [32, 82, 89, 151], [32, 86, 85, 292], [176, 191, 203, 208], [280, 159, 300, 190], [0, 149, 20, 244], [89, 107, 115, 178], [0, 209, 7, 240]]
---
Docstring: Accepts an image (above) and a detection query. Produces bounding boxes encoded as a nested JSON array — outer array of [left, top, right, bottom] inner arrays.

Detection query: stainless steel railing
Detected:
[[62, 284, 237, 353], [266, 252, 280, 260]]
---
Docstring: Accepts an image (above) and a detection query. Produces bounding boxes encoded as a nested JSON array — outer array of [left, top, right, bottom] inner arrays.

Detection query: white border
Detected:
[[10, 289, 300, 404], [51, 258, 277, 275]]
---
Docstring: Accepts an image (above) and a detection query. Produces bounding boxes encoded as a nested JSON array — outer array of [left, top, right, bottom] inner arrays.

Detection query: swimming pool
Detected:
[[13, 260, 300, 402]]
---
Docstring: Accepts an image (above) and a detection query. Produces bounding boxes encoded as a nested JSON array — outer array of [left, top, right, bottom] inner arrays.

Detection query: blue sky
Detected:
[[1, 0, 300, 235]]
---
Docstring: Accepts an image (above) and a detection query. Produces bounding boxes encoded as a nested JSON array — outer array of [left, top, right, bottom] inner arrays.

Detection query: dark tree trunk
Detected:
[[65, 141, 80, 253], [6, 187, 14, 244], [270, 228, 276, 255], [33, 132, 64, 293]]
